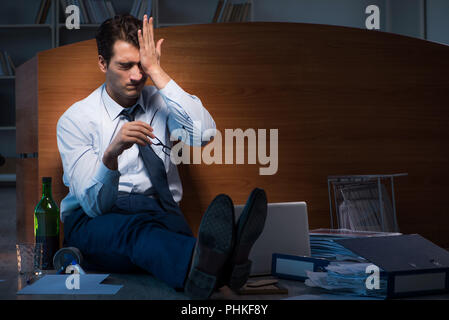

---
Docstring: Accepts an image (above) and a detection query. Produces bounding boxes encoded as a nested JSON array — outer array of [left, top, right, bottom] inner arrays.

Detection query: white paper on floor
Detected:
[[17, 274, 122, 295]]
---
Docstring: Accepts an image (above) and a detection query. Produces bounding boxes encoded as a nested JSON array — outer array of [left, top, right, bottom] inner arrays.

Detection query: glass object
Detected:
[[34, 177, 60, 270], [16, 242, 43, 276]]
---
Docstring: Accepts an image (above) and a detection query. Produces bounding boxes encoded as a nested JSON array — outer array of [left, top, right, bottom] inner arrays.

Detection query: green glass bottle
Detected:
[[34, 177, 60, 270]]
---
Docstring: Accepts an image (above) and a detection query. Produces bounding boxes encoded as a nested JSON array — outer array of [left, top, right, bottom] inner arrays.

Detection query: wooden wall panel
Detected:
[[37, 41, 102, 210], [17, 22, 449, 247]]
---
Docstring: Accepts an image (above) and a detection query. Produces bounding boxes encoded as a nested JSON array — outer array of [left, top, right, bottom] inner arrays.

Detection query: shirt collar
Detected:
[[101, 83, 144, 121]]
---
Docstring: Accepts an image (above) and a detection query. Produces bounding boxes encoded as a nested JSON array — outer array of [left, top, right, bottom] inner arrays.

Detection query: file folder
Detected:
[[335, 234, 449, 298]]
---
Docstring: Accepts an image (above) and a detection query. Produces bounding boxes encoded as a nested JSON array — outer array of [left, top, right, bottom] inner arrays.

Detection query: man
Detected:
[[57, 14, 267, 299]]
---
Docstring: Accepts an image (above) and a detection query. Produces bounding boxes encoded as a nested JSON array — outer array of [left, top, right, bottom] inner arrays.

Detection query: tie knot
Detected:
[[120, 105, 139, 122]]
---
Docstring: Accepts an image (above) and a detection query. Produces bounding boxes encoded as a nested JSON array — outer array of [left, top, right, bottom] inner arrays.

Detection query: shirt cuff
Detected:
[[93, 161, 120, 185]]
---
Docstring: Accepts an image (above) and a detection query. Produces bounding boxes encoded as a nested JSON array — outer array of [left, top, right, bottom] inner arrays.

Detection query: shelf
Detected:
[[0, 126, 16, 131], [58, 23, 101, 28], [0, 76, 15, 80], [0, 24, 52, 29], [0, 174, 16, 183]]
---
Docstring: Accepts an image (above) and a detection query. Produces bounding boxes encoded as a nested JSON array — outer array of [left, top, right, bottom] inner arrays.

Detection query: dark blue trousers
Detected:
[[63, 194, 197, 289]]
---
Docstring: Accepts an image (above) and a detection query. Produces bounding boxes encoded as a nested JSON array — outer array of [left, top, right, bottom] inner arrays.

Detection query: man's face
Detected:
[[100, 40, 148, 103]]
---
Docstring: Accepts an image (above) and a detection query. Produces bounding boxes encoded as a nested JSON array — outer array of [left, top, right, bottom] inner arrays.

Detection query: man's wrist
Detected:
[[102, 149, 118, 171], [145, 65, 171, 90], [145, 64, 163, 77]]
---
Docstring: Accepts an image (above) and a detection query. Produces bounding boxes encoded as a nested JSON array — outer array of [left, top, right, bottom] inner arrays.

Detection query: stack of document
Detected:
[[305, 262, 387, 298], [309, 228, 401, 261], [306, 229, 400, 298]]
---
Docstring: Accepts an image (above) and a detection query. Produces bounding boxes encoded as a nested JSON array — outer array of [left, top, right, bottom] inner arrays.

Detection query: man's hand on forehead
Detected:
[[137, 14, 172, 89], [138, 15, 163, 74]]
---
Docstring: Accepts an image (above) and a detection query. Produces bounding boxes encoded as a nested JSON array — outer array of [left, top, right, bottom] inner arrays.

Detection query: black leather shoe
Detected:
[[221, 188, 268, 291], [184, 194, 235, 299]]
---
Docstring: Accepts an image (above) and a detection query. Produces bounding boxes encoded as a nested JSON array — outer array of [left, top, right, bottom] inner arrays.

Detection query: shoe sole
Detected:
[[228, 188, 267, 290], [184, 194, 235, 299]]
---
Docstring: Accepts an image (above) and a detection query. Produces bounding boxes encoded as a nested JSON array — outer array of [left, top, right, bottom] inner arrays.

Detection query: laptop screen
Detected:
[[234, 202, 311, 275]]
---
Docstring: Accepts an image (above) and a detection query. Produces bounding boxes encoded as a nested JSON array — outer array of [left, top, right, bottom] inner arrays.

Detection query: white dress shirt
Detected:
[[57, 80, 216, 222]]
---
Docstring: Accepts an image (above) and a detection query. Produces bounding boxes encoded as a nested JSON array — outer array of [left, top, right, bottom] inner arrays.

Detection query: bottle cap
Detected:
[[42, 177, 52, 183]]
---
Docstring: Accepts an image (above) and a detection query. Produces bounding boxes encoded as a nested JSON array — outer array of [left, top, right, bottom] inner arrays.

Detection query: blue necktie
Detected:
[[121, 106, 183, 216]]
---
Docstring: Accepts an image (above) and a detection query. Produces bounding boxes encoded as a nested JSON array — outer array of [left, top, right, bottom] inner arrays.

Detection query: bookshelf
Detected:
[[157, 0, 253, 27], [0, 126, 16, 131], [0, 0, 56, 184], [55, 0, 138, 46], [0, 24, 53, 28], [55, 0, 254, 45]]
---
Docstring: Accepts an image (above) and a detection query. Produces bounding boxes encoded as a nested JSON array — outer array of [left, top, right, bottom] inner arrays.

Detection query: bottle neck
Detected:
[[42, 182, 52, 198]]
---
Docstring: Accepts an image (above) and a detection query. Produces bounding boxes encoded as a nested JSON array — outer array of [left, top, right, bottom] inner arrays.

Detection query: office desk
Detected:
[[2, 270, 449, 300]]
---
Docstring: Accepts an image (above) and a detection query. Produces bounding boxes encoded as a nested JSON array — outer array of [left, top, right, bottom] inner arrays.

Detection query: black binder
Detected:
[[335, 234, 449, 298]]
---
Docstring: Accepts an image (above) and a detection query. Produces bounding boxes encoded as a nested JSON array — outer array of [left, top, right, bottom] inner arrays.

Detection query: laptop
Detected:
[[234, 201, 311, 276]]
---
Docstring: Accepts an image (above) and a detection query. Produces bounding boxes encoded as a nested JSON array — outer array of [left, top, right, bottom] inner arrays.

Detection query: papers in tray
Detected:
[[309, 228, 401, 261], [305, 262, 387, 298], [305, 229, 398, 298]]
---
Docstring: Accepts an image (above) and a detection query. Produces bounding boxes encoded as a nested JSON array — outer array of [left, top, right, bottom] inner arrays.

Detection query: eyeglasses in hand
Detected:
[[151, 135, 172, 157]]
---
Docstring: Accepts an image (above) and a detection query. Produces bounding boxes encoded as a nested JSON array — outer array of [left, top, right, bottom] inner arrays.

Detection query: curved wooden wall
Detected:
[[16, 22, 449, 247]]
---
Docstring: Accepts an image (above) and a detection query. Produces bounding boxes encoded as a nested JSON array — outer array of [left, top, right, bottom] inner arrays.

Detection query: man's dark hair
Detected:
[[95, 14, 143, 65]]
